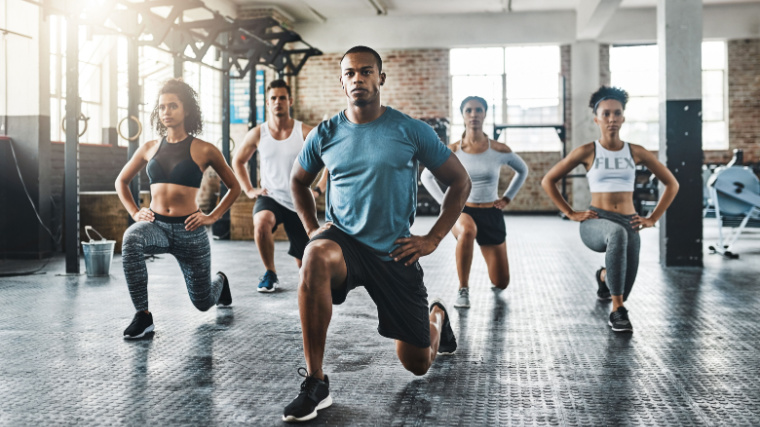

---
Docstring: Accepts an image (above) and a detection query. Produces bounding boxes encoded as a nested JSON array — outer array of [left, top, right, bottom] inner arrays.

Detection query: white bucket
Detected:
[[82, 226, 116, 277]]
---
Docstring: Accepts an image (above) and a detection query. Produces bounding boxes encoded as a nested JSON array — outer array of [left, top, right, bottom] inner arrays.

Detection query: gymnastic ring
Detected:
[[217, 137, 236, 152], [117, 116, 143, 141], [60, 113, 88, 137]]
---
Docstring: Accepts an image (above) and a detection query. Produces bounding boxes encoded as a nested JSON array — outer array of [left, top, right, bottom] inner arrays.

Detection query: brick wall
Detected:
[[499, 152, 564, 212], [50, 142, 149, 197], [726, 39, 760, 164], [292, 49, 451, 125], [50, 142, 220, 213]]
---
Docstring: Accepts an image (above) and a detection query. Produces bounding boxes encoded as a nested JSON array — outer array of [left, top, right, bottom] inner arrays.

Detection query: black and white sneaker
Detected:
[[216, 271, 232, 306], [283, 367, 332, 423], [123, 311, 154, 339], [595, 267, 611, 300], [430, 299, 457, 355], [608, 306, 633, 332]]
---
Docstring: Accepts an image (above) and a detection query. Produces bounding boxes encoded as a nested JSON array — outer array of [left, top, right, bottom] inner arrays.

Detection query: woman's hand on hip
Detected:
[[185, 211, 216, 231], [132, 208, 154, 223], [493, 196, 510, 209], [567, 210, 598, 222], [630, 215, 656, 232]]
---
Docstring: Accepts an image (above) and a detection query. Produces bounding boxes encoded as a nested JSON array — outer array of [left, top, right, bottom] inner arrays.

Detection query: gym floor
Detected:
[[1, 215, 758, 426]]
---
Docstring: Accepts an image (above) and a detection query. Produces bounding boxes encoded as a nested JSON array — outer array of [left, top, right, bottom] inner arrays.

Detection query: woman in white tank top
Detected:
[[420, 96, 529, 309], [541, 86, 679, 333]]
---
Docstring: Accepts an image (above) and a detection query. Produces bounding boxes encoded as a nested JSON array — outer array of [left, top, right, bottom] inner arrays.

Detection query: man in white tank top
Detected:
[[232, 79, 327, 293]]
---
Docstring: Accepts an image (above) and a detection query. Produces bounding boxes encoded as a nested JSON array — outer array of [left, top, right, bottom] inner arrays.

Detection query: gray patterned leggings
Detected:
[[122, 214, 224, 312], [579, 207, 641, 300]]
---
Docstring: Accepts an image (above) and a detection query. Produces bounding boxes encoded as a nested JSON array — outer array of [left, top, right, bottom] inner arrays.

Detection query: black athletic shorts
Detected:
[[310, 226, 431, 349], [253, 195, 309, 259], [462, 206, 507, 246]]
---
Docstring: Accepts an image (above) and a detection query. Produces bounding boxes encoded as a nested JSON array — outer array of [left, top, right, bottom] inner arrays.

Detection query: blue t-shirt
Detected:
[[298, 107, 451, 258]]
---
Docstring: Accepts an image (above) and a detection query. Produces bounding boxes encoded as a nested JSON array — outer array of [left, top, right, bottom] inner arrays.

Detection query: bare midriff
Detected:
[[465, 201, 498, 208], [590, 191, 636, 215], [149, 184, 200, 216]]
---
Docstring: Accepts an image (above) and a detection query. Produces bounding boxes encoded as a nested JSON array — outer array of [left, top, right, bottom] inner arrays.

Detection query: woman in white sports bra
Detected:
[[421, 96, 528, 309], [541, 86, 679, 333]]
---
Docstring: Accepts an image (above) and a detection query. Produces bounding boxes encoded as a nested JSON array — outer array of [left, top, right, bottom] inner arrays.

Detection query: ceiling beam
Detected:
[[576, 0, 622, 40]]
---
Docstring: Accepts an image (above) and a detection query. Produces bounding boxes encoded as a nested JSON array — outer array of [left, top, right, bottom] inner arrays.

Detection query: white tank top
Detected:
[[259, 120, 304, 211], [586, 140, 636, 193]]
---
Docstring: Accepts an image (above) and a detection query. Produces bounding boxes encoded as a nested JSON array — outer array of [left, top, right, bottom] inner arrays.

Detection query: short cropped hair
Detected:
[[340, 45, 383, 72], [266, 79, 291, 97]]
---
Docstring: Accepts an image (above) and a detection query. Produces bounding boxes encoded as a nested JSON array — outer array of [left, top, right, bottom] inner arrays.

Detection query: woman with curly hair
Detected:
[[420, 96, 528, 309], [541, 86, 679, 332], [115, 78, 241, 339]]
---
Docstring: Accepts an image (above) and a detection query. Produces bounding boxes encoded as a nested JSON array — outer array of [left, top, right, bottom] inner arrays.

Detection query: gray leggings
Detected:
[[122, 215, 224, 312], [579, 207, 640, 299]]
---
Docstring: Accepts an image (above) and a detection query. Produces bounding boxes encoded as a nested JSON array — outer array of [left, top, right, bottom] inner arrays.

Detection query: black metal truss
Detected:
[[77, 0, 321, 78]]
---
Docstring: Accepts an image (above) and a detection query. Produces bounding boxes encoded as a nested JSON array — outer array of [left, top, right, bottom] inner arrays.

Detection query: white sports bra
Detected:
[[586, 140, 636, 193]]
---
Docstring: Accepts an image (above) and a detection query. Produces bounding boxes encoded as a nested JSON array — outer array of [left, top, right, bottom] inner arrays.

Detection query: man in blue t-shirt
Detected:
[[284, 46, 471, 423]]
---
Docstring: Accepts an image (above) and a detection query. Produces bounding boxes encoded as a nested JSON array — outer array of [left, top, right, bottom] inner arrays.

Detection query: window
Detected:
[[610, 42, 727, 151], [50, 15, 105, 144], [51, 16, 225, 148], [450, 46, 563, 151]]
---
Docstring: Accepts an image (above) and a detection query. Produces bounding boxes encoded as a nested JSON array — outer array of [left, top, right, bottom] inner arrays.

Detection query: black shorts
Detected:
[[310, 226, 431, 349], [253, 196, 310, 259], [462, 206, 507, 246]]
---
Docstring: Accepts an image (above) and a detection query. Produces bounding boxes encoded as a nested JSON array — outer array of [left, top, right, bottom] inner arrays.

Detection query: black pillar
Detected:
[[658, 0, 703, 267], [247, 65, 257, 186], [64, 15, 80, 273], [213, 35, 232, 239]]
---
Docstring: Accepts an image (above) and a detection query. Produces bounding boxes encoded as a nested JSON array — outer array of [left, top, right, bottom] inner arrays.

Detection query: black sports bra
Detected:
[[146, 135, 204, 188]]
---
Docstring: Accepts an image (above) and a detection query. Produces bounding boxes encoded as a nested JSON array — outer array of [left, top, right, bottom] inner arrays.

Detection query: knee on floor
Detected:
[[492, 276, 510, 289], [401, 357, 431, 376], [191, 300, 214, 312]]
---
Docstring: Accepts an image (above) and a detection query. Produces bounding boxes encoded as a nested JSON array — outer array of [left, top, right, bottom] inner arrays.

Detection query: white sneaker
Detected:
[[454, 287, 470, 308]]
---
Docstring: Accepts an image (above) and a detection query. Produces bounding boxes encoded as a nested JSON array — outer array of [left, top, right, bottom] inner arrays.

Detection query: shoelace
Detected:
[[259, 272, 278, 283], [297, 367, 321, 399], [459, 288, 469, 297]]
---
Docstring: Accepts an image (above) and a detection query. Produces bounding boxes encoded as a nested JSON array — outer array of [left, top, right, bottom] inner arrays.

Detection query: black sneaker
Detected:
[[217, 271, 232, 306], [608, 306, 633, 332], [430, 299, 457, 355], [595, 267, 611, 300], [283, 367, 332, 423], [123, 311, 154, 339]]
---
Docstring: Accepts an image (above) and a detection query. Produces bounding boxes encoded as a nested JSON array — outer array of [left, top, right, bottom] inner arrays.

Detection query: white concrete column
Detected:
[[570, 40, 601, 210], [657, 0, 703, 266]]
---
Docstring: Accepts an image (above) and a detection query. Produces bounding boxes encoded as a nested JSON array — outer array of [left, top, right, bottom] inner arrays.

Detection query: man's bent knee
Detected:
[[401, 356, 432, 376], [300, 240, 343, 291]]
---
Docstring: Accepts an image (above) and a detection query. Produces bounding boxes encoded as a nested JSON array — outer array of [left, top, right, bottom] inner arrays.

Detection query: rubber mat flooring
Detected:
[[1, 215, 758, 426]]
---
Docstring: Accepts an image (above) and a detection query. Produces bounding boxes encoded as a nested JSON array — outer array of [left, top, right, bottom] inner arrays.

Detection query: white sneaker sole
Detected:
[[124, 324, 154, 340], [282, 395, 332, 422], [608, 321, 633, 332], [257, 286, 276, 293], [453, 301, 470, 308]]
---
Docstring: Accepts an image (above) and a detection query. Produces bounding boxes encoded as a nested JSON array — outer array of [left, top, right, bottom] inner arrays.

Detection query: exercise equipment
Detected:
[[61, 112, 89, 137], [117, 115, 142, 141], [706, 165, 760, 258]]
